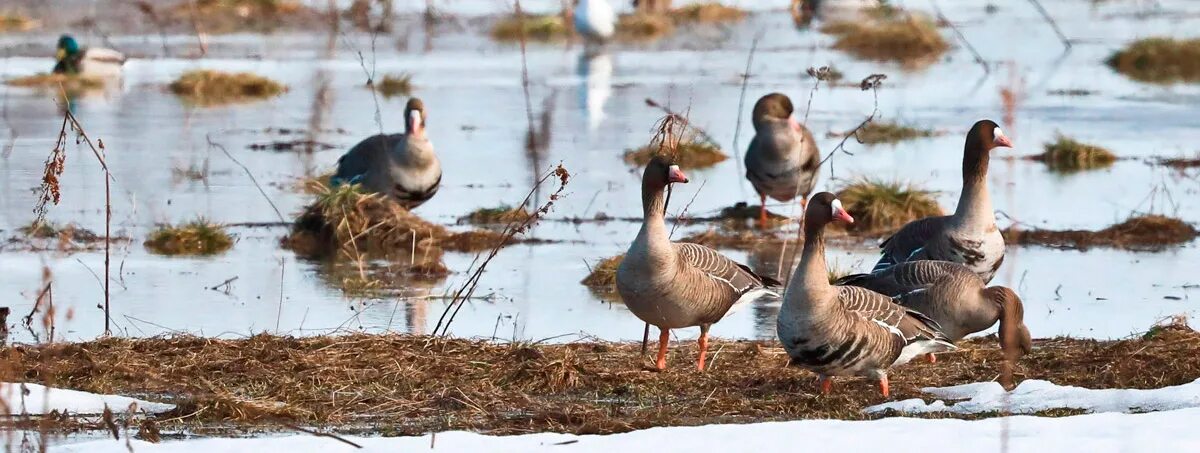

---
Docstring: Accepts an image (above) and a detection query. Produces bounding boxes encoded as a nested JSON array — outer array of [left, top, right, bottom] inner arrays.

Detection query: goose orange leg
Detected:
[[759, 193, 768, 226], [696, 324, 711, 371], [926, 353, 937, 364], [655, 328, 670, 371], [814, 375, 833, 394], [878, 375, 890, 397]]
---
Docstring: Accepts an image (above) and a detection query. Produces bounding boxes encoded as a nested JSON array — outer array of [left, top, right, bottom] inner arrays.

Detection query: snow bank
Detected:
[[53, 408, 1200, 453], [1, 383, 175, 415], [867, 378, 1200, 414]]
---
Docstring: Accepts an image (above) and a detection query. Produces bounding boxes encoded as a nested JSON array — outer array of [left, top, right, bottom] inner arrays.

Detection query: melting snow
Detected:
[[1, 382, 175, 415], [866, 378, 1200, 414]]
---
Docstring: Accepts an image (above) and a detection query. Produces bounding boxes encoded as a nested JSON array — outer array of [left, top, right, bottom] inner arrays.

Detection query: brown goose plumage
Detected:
[[617, 156, 779, 371], [778, 192, 953, 396], [838, 260, 1032, 362], [744, 93, 821, 224], [868, 120, 1012, 282]]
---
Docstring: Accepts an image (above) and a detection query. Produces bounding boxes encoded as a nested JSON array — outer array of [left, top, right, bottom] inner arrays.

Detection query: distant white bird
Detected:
[[574, 0, 616, 43], [577, 51, 612, 132], [53, 34, 125, 78]]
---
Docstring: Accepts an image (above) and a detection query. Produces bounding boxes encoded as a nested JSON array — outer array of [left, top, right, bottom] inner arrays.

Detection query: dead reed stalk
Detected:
[[432, 164, 571, 336]]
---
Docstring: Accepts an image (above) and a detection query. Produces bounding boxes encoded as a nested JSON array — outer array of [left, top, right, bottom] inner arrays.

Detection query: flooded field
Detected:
[[1, 0, 1198, 349]]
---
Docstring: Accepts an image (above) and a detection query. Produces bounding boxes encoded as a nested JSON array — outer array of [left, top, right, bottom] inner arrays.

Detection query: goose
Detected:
[[52, 35, 125, 78], [745, 93, 821, 225], [332, 98, 441, 209], [574, 0, 616, 43], [838, 260, 1032, 363], [863, 119, 1012, 282], [617, 156, 780, 371], [778, 192, 953, 396]]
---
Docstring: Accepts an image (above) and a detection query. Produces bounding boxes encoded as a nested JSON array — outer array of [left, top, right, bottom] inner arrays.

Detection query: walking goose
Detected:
[[778, 192, 953, 396], [332, 98, 442, 209], [745, 93, 821, 225], [864, 119, 1012, 282], [617, 156, 780, 371], [574, 0, 616, 43], [838, 261, 1032, 363], [53, 35, 125, 77]]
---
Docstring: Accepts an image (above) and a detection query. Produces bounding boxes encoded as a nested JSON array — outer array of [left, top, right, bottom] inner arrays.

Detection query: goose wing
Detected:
[[874, 215, 950, 272]]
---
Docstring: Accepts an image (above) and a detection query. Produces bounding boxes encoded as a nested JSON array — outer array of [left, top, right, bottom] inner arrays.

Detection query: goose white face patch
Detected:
[[410, 109, 422, 127], [994, 127, 1005, 140], [831, 199, 844, 217]]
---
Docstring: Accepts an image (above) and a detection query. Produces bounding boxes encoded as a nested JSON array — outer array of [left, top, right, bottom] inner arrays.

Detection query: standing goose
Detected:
[[778, 192, 953, 396], [332, 98, 442, 209], [838, 261, 1032, 363], [617, 156, 780, 371], [745, 93, 821, 225], [865, 119, 1012, 282], [574, 0, 616, 44], [53, 35, 125, 78]]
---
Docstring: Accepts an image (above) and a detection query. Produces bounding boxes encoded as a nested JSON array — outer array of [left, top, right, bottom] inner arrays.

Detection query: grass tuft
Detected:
[[668, 3, 745, 23], [1031, 134, 1117, 172], [1004, 215, 1198, 251], [616, 13, 674, 39], [490, 14, 568, 41], [1106, 37, 1200, 84], [0, 13, 38, 32], [5, 73, 104, 94], [459, 205, 531, 226], [168, 70, 286, 106], [820, 11, 948, 66], [624, 142, 727, 169], [853, 121, 936, 145], [168, 0, 319, 33], [144, 219, 234, 256], [581, 254, 624, 297], [836, 178, 943, 233], [369, 73, 413, 98]]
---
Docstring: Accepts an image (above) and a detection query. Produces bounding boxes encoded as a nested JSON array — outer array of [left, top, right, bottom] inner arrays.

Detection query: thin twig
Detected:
[[930, 1, 989, 74], [1026, 0, 1072, 50], [730, 32, 763, 198], [644, 98, 721, 149], [207, 135, 286, 223]]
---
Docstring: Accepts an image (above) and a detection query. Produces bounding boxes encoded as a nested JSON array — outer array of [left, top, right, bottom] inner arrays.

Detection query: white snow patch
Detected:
[[50, 408, 1200, 452], [1, 383, 175, 415], [866, 378, 1200, 415]]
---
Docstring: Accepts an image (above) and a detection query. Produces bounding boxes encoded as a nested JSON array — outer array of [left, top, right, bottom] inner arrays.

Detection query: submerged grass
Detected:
[[624, 142, 728, 169], [459, 205, 531, 226], [1032, 134, 1117, 172], [5, 321, 1200, 435], [821, 11, 948, 67], [144, 219, 234, 256], [491, 14, 568, 42], [369, 73, 413, 98], [3, 220, 125, 253], [169, 0, 321, 33], [1106, 37, 1200, 84], [0, 13, 37, 32], [668, 3, 745, 23], [836, 178, 943, 233], [169, 70, 286, 106], [1003, 215, 1199, 251], [5, 73, 104, 94], [581, 254, 624, 298], [853, 121, 936, 145], [617, 13, 674, 40]]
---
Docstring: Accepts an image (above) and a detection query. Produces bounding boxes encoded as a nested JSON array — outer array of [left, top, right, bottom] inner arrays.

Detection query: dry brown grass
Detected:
[[1107, 37, 1200, 84], [617, 13, 674, 39], [669, 3, 745, 23], [144, 219, 234, 256], [169, 70, 286, 106], [459, 205, 531, 226], [0, 13, 38, 32], [852, 121, 936, 145], [1030, 134, 1117, 172], [167, 0, 322, 33], [2, 220, 128, 253], [581, 254, 624, 298], [836, 178, 943, 234], [624, 142, 727, 169], [3, 321, 1199, 435], [368, 73, 413, 98], [1003, 215, 1198, 251], [491, 14, 568, 41], [5, 73, 104, 95], [821, 12, 948, 67]]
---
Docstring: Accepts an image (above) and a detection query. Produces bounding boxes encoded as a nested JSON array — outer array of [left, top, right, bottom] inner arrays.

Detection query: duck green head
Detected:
[[56, 35, 80, 60]]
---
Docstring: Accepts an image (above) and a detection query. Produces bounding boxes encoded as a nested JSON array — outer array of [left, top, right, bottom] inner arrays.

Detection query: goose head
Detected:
[[986, 286, 1032, 362], [643, 155, 689, 190], [966, 119, 1013, 154], [751, 93, 798, 131], [804, 192, 855, 232], [405, 98, 426, 139]]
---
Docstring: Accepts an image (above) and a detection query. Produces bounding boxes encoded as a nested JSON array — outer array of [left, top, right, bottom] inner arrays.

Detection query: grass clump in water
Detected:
[[581, 254, 624, 297], [668, 3, 745, 23], [144, 219, 234, 256], [369, 73, 413, 98], [5, 73, 104, 94], [1106, 38, 1200, 84], [1, 13, 37, 32], [1003, 215, 1198, 252], [853, 121, 935, 145], [836, 178, 942, 233], [491, 14, 568, 42], [1031, 134, 1117, 172], [820, 11, 948, 66], [616, 13, 674, 39], [169, 70, 286, 106], [624, 142, 727, 169], [168, 0, 320, 33], [459, 205, 531, 226]]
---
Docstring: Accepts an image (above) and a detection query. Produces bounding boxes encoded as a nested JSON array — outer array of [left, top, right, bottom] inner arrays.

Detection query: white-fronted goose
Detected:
[[574, 0, 616, 43], [778, 192, 953, 396], [838, 261, 1032, 363], [617, 156, 780, 371], [332, 98, 442, 209], [866, 119, 1012, 282], [745, 93, 821, 224], [53, 34, 125, 77]]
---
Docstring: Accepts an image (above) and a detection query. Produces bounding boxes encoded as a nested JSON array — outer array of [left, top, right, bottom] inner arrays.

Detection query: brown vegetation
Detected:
[[491, 14, 568, 41], [624, 142, 727, 169], [581, 254, 624, 298], [0, 13, 38, 32], [820, 11, 948, 67], [169, 70, 287, 106], [850, 121, 936, 145], [669, 3, 745, 23], [144, 219, 234, 256], [369, 73, 413, 98], [1030, 135, 1117, 172], [1003, 215, 1198, 251], [459, 205, 532, 226], [168, 0, 323, 33], [4, 321, 1199, 435], [1106, 38, 1200, 84], [2, 221, 127, 253], [836, 179, 943, 234], [5, 73, 104, 95]]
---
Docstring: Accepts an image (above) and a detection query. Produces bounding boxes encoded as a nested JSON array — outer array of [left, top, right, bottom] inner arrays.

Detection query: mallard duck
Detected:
[[52, 34, 125, 77]]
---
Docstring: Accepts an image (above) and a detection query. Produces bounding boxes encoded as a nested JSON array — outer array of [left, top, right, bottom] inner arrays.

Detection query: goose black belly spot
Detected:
[[948, 237, 985, 266], [789, 335, 862, 367], [989, 254, 1005, 273]]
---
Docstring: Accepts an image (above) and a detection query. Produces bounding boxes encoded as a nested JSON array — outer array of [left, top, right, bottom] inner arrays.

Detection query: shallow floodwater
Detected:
[[1, 0, 1198, 344]]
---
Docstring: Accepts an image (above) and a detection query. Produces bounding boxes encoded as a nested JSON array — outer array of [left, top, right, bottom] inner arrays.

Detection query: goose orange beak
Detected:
[[667, 165, 689, 184], [834, 208, 854, 224], [994, 134, 1013, 148]]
